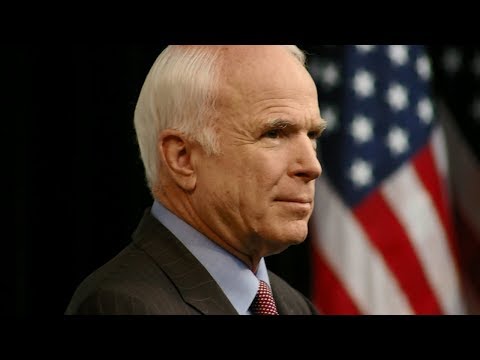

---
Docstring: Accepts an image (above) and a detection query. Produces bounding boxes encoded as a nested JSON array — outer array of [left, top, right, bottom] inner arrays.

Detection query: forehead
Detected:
[[220, 46, 314, 95], [216, 46, 321, 125]]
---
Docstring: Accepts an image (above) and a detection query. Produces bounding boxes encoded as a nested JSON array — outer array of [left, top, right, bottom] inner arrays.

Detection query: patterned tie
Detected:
[[250, 280, 279, 315]]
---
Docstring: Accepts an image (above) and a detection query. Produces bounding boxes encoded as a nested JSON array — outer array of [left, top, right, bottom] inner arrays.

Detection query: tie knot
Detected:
[[250, 280, 279, 315]]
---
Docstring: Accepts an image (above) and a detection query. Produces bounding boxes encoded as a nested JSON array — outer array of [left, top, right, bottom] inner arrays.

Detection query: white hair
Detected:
[[133, 45, 306, 191]]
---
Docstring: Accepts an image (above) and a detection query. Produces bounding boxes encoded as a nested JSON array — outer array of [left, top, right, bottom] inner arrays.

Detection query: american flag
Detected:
[[307, 45, 468, 314]]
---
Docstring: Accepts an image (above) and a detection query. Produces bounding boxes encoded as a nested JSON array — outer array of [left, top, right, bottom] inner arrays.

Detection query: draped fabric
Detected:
[[308, 45, 467, 314]]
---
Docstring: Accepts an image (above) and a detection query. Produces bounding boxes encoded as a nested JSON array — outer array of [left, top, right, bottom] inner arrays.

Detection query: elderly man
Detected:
[[66, 45, 326, 315]]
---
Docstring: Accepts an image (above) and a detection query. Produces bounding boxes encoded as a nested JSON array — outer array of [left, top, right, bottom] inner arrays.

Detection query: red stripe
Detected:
[[309, 226, 361, 314], [353, 190, 443, 314], [412, 143, 461, 268]]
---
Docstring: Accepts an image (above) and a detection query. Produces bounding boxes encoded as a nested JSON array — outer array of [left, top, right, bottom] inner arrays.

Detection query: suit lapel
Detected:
[[132, 209, 238, 315], [270, 280, 291, 315], [269, 271, 299, 315]]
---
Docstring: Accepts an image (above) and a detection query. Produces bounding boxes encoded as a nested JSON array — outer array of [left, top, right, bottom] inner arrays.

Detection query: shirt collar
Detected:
[[151, 200, 270, 315]]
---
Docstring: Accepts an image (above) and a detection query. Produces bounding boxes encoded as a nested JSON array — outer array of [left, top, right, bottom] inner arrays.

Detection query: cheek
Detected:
[[251, 157, 286, 189], [213, 150, 287, 205], [200, 159, 243, 200], [238, 166, 286, 219]]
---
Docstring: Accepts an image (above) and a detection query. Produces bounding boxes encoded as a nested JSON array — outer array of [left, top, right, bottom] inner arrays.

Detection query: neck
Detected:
[[154, 188, 262, 272]]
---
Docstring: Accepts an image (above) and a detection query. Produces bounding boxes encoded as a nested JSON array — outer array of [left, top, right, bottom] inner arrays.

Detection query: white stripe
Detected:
[[381, 164, 467, 314], [312, 178, 413, 314], [431, 125, 449, 180]]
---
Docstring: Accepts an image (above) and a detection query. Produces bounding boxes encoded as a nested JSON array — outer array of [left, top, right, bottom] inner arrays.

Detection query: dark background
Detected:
[[9, 44, 311, 316]]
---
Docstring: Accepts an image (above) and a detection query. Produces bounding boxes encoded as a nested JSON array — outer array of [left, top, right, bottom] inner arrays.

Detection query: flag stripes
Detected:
[[311, 128, 466, 314]]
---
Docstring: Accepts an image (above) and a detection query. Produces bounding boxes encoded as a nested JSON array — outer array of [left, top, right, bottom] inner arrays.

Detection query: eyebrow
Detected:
[[262, 118, 327, 134]]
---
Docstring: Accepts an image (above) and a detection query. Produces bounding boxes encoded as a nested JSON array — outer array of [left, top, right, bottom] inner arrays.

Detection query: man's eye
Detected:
[[264, 130, 280, 139]]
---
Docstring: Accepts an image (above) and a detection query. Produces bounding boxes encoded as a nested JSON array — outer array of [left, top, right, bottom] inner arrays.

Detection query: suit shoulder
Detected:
[[65, 244, 194, 315], [268, 270, 319, 315]]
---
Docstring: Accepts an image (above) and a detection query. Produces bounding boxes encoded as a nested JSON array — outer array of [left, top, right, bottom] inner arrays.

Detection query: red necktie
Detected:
[[250, 280, 279, 315]]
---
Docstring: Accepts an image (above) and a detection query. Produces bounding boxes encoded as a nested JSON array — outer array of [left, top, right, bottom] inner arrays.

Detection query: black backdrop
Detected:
[[9, 44, 311, 316]]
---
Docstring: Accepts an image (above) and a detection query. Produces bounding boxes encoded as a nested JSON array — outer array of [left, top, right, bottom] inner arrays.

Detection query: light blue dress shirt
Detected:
[[151, 200, 272, 315]]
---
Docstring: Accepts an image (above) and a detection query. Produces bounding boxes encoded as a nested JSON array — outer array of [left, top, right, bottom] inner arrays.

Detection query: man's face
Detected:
[[192, 46, 325, 259]]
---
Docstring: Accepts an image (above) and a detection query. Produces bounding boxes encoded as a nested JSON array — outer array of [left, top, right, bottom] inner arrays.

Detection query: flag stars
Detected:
[[350, 115, 373, 143], [387, 126, 409, 156], [416, 55, 432, 81], [353, 69, 375, 98], [349, 159, 373, 187], [387, 83, 409, 112], [320, 62, 340, 88], [321, 105, 339, 133], [417, 98, 434, 124], [309, 60, 340, 90], [443, 48, 462, 75], [388, 45, 409, 66], [356, 45, 376, 54]]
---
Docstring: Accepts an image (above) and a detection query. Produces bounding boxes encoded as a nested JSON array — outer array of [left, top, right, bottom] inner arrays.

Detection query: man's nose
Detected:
[[289, 135, 322, 182]]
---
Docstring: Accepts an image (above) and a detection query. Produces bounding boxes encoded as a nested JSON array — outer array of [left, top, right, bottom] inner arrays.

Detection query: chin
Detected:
[[266, 233, 306, 256], [256, 219, 309, 255], [271, 222, 309, 246], [286, 232, 308, 246], [287, 219, 309, 237]]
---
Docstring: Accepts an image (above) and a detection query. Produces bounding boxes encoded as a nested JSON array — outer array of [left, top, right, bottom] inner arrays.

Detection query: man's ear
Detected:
[[158, 129, 197, 192]]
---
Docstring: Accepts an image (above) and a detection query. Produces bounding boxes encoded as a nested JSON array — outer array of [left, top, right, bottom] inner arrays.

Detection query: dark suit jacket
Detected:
[[65, 208, 319, 315]]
